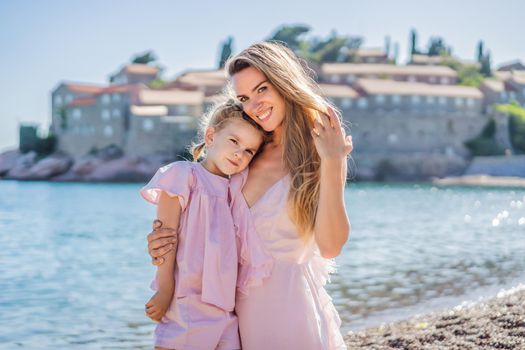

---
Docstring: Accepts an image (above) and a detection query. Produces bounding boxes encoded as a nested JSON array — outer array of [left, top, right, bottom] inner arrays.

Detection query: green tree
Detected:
[[427, 37, 447, 56], [409, 29, 419, 55], [476, 40, 484, 63], [480, 51, 492, 77], [218, 36, 234, 68], [268, 24, 311, 52], [132, 51, 157, 64], [464, 118, 505, 156], [306, 32, 362, 63], [440, 56, 485, 87], [496, 103, 525, 153]]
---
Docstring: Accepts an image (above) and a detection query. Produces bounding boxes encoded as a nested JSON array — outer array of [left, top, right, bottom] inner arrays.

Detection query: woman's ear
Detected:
[[204, 127, 215, 147]]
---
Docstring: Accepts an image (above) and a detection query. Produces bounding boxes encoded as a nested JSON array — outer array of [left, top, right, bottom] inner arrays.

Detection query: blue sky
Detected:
[[1, 0, 523, 152]]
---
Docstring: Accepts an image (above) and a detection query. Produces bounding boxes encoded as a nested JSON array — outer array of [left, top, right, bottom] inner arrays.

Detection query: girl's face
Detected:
[[231, 66, 286, 132], [204, 118, 263, 177]]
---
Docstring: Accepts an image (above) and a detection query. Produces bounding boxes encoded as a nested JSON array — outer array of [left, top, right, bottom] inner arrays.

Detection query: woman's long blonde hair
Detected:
[[226, 41, 339, 237], [191, 100, 267, 161]]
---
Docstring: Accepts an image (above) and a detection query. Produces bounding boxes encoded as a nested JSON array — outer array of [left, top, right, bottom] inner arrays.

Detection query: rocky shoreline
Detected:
[[0, 148, 170, 182], [344, 284, 525, 349], [2, 147, 525, 185]]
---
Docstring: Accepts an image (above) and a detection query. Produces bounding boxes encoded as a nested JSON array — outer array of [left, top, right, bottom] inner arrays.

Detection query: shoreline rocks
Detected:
[[2, 148, 525, 184], [0, 148, 170, 183], [345, 284, 525, 349]]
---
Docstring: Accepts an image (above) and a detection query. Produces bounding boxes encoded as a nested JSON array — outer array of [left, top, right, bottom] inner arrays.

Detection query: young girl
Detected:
[[140, 101, 267, 350]]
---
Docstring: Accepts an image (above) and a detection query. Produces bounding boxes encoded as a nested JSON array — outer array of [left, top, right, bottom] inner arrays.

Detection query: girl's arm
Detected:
[[145, 191, 182, 322], [312, 111, 353, 259]]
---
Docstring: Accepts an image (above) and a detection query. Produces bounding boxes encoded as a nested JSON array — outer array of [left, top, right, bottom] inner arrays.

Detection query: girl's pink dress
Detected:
[[140, 161, 243, 350], [233, 174, 347, 350]]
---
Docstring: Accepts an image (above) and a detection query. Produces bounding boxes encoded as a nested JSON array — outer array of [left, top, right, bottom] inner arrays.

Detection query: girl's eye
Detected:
[[257, 86, 267, 93], [239, 96, 248, 103], [230, 139, 238, 145], [245, 149, 254, 156]]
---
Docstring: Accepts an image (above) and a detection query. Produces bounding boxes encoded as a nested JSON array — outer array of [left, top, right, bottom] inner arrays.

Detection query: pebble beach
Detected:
[[345, 284, 525, 349]]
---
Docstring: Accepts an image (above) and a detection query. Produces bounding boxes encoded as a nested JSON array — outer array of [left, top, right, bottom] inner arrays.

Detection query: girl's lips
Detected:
[[227, 159, 239, 167]]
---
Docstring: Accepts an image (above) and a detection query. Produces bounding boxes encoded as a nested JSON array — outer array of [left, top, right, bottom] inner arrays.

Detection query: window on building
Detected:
[[408, 75, 416, 82], [411, 95, 421, 105], [375, 94, 385, 104], [346, 75, 355, 84], [455, 97, 464, 107], [441, 77, 449, 84], [357, 98, 368, 109], [54, 95, 63, 105], [142, 119, 154, 132], [438, 96, 447, 105], [509, 92, 516, 100], [341, 98, 352, 109], [112, 94, 121, 102], [104, 125, 114, 137], [330, 75, 341, 83], [112, 109, 121, 118], [72, 108, 82, 120], [426, 96, 435, 104], [429, 76, 437, 83], [447, 120, 455, 134], [66, 94, 73, 103], [102, 94, 110, 105], [466, 98, 475, 107], [500, 91, 507, 100], [176, 105, 189, 114], [102, 109, 110, 121]]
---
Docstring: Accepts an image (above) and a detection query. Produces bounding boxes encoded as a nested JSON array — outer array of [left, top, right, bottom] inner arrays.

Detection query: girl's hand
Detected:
[[147, 219, 178, 266], [311, 107, 353, 161]]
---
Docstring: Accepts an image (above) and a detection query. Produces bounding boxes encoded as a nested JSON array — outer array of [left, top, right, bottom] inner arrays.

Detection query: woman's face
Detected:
[[231, 66, 286, 132]]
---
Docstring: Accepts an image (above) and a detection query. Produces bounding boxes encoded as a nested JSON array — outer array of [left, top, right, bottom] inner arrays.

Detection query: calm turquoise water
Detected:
[[1, 180, 524, 348]]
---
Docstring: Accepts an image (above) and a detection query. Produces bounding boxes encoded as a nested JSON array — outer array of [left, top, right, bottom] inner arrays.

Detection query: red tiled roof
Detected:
[[95, 84, 135, 94], [68, 97, 97, 106], [124, 64, 159, 75], [64, 83, 105, 94]]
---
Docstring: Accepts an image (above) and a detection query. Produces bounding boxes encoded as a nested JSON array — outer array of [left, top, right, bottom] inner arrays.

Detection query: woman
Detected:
[[147, 41, 352, 349]]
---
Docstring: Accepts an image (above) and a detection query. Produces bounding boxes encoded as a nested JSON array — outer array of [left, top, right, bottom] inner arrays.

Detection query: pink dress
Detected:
[[233, 174, 347, 350], [140, 161, 242, 350]]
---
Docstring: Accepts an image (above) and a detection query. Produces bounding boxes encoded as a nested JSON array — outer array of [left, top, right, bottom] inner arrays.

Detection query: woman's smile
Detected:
[[256, 107, 272, 122]]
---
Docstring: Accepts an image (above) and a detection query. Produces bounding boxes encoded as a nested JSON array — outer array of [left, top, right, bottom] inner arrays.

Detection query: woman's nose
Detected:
[[247, 98, 261, 115]]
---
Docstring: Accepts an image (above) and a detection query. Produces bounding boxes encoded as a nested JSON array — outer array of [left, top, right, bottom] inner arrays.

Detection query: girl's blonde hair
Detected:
[[191, 99, 268, 161], [226, 41, 340, 237]]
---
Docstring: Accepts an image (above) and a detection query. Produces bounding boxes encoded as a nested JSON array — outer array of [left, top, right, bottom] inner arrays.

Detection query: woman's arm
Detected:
[[145, 192, 181, 321], [312, 111, 353, 258]]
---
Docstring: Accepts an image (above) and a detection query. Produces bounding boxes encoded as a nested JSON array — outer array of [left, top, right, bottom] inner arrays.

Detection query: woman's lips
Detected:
[[257, 107, 272, 122]]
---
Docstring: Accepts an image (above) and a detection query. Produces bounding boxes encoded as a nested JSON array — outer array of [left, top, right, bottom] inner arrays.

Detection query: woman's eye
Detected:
[[245, 150, 254, 156], [257, 86, 267, 93], [239, 96, 248, 103], [230, 139, 238, 144]]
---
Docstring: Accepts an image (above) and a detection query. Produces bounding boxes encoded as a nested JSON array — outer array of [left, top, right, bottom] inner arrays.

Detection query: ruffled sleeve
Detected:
[[230, 176, 274, 296], [140, 161, 195, 212]]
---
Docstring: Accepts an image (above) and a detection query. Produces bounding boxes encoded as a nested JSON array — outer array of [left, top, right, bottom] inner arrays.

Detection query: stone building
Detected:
[[321, 63, 458, 85], [45, 58, 518, 176], [322, 79, 485, 157]]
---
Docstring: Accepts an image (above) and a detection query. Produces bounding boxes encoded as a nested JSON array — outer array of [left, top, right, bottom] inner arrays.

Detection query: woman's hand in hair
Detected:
[[311, 107, 353, 161]]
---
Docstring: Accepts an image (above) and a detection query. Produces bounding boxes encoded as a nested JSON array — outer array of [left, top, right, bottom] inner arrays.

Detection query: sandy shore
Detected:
[[433, 175, 525, 188], [345, 284, 525, 349]]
